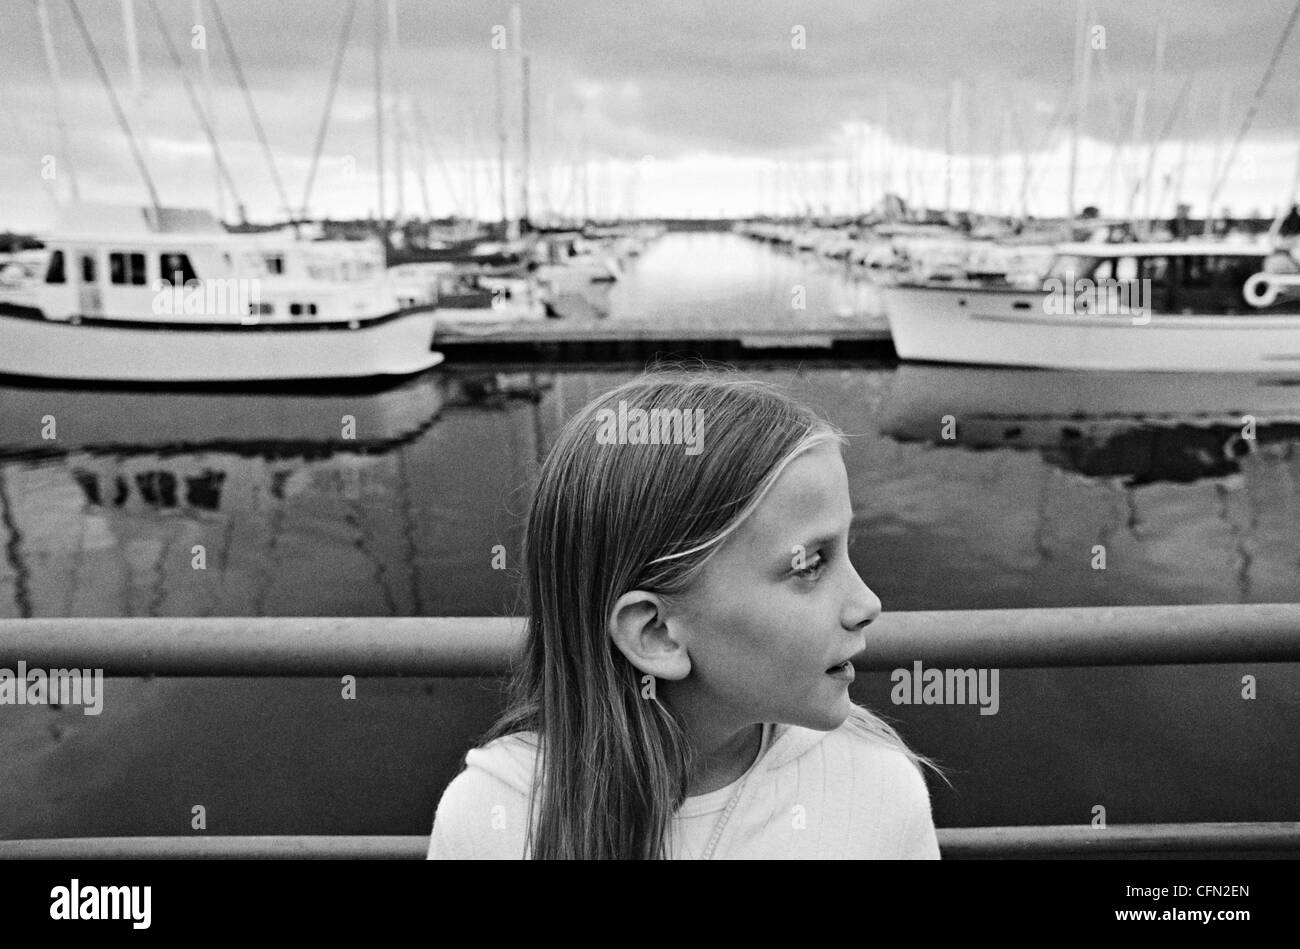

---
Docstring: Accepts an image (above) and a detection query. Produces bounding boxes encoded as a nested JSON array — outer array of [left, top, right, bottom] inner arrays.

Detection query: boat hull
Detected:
[[882, 284, 1300, 372], [0, 305, 443, 383]]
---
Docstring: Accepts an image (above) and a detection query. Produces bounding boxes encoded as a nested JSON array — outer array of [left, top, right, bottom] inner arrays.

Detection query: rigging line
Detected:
[[33, 0, 80, 201], [402, 101, 433, 220], [65, 0, 162, 215], [409, 98, 468, 217], [1020, 81, 1073, 213], [1089, 47, 1128, 202], [1205, 0, 1300, 218], [205, 0, 292, 218], [1126, 72, 1195, 213], [301, 0, 357, 218], [0, 83, 62, 210], [144, 0, 246, 218]]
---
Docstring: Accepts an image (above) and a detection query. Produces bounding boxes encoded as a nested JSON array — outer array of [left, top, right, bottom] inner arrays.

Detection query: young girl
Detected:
[[428, 367, 942, 859]]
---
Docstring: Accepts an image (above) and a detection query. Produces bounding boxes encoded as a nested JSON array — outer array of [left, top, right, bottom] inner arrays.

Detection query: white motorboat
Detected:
[[429, 271, 549, 334], [0, 204, 443, 384], [881, 241, 1300, 372]]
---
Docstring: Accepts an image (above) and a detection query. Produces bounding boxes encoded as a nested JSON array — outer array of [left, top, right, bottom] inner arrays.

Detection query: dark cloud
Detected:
[[2, 0, 1299, 222]]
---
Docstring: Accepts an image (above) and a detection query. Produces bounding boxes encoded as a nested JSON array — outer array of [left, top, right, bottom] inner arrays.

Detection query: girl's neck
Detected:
[[685, 721, 765, 797]]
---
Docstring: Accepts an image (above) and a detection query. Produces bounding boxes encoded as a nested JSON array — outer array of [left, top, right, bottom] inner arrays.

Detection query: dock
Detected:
[[432, 315, 896, 361]]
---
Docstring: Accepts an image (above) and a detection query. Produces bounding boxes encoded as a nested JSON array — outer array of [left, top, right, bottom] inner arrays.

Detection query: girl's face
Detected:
[[667, 443, 882, 731]]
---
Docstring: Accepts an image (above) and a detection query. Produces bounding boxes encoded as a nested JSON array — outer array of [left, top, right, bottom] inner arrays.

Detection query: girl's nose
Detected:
[[842, 570, 883, 631]]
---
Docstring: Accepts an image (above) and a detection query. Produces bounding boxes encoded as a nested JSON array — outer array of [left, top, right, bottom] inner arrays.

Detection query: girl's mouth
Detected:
[[825, 660, 855, 682]]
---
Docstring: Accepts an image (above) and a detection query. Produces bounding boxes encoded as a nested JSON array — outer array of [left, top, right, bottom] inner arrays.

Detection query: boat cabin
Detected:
[[1045, 242, 1300, 315], [24, 204, 401, 324]]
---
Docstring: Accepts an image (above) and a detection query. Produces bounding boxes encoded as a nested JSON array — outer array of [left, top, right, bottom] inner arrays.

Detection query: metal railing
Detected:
[[2, 604, 1299, 676], [1, 604, 1298, 859], [3, 823, 1300, 860]]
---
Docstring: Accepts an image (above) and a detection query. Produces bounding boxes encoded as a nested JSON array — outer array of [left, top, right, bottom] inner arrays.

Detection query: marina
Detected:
[[1, 0, 1299, 884]]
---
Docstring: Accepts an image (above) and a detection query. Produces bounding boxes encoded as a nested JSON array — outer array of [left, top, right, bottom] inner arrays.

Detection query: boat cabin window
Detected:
[[1045, 254, 1096, 283], [1141, 256, 1169, 282], [45, 250, 66, 284], [249, 302, 274, 317], [263, 254, 286, 275], [109, 252, 147, 286], [288, 302, 318, 316], [159, 253, 198, 286], [80, 253, 96, 282], [1159, 255, 1262, 313]]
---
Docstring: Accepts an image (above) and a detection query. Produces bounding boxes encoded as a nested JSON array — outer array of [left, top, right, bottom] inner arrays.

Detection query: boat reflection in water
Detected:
[[0, 370, 558, 619], [879, 364, 1300, 485], [0, 376, 451, 461]]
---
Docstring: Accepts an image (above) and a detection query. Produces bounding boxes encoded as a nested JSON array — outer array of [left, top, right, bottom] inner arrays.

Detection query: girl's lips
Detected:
[[825, 660, 855, 682]]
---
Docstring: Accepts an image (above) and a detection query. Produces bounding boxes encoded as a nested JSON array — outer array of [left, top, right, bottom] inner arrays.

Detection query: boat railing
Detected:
[[1, 604, 1298, 859]]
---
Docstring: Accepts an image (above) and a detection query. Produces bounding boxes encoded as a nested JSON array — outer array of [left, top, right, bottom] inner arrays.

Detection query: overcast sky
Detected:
[[4, 0, 1300, 227]]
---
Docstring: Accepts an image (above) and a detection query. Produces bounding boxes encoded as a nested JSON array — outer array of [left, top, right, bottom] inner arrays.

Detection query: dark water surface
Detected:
[[2, 233, 1298, 838]]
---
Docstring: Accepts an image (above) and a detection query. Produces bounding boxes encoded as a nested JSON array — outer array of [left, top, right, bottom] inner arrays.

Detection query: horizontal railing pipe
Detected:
[[0, 604, 1298, 677], [3, 823, 1298, 859]]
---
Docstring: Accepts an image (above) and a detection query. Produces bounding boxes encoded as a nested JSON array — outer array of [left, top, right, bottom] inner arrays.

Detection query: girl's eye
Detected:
[[795, 553, 827, 580]]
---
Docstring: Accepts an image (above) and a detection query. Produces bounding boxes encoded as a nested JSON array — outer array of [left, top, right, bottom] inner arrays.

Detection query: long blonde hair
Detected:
[[483, 366, 937, 859]]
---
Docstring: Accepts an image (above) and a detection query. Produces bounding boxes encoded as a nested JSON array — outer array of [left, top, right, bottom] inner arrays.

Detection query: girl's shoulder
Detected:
[[427, 732, 539, 860]]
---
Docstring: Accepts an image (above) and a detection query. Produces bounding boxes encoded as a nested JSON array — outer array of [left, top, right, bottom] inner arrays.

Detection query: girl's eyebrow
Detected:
[[792, 530, 842, 554]]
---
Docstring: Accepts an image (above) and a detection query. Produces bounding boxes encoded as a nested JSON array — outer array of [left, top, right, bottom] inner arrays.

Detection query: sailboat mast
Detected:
[[121, 0, 149, 167], [995, 106, 1010, 219], [877, 87, 890, 212], [1141, 21, 1167, 225], [35, 0, 80, 202], [944, 79, 956, 216], [192, 0, 223, 220], [1067, 0, 1093, 221], [521, 55, 532, 228], [966, 81, 977, 216], [388, 0, 404, 225], [494, 53, 508, 229], [373, 0, 386, 231], [513, 3, 528, 232], [1205, 84, 1232, 229]]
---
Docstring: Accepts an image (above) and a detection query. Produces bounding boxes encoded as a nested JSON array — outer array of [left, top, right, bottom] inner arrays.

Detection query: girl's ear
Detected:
[[608, 590, 692, 681]]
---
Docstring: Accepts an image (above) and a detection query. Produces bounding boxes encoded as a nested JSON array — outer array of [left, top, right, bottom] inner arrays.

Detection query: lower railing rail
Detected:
[[2, 823, 1298, 859]]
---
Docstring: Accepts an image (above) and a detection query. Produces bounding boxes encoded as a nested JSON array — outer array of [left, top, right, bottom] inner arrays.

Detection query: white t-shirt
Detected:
[[428, 713, 941, 860]]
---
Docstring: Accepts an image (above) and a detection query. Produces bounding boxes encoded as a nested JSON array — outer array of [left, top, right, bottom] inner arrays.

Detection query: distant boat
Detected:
[[0, 204, 443, 385], [881, 241, 1300, 371], [427, 271, 550, 334]]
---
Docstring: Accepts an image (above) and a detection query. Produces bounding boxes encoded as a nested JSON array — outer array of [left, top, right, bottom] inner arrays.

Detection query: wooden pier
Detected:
[[432, 315, 896, 362]]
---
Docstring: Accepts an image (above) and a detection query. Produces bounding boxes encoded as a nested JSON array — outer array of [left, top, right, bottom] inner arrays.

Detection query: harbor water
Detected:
[[2, 232, 1298, 839]]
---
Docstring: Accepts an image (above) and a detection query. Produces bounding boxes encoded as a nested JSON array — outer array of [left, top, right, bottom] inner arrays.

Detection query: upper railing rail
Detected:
[[1, 603, 1298, 676]]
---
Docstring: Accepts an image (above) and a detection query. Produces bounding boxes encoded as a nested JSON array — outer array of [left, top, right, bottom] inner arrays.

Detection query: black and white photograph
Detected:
[[0, 0, 1296, 928]]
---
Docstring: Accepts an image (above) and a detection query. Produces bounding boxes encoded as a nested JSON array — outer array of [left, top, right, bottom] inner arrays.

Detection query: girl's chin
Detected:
[[785, 699, 853, 732]]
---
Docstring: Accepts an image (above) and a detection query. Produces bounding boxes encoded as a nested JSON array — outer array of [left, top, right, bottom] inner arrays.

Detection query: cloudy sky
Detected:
[[4, 0, 1300, 229]]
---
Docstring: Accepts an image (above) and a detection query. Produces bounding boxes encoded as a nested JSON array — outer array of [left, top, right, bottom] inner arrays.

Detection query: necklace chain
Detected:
[[698, 724, 766, 860]]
